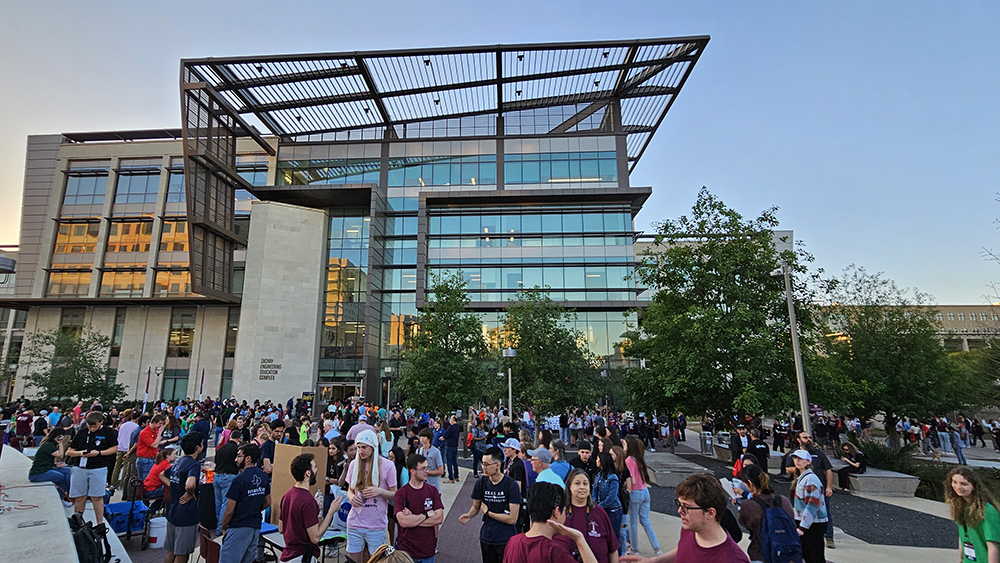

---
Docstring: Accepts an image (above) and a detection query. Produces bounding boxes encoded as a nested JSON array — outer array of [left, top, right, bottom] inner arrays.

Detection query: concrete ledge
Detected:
[[713, 444, 732, 463], [849, 468, 920, 498], [0, 447, 78, 563], [646, 453, 713, 487]]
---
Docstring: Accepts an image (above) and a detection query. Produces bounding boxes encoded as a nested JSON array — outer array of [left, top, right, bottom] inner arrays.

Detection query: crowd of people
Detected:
[[6, 395, 1000, 563]]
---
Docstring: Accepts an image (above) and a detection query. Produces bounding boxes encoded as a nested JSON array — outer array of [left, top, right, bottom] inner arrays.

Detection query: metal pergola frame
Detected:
[[181, 36, 709, 171]]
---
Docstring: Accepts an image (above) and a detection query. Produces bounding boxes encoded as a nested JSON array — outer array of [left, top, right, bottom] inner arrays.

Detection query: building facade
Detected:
[[4, 38, 711, 407]]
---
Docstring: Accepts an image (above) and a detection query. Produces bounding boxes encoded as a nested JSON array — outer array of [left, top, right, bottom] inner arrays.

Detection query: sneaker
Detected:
[[649, 448, 655, 452], [826, 537, 835, 549], [62, 500, 74, 508], [655, 550, 663, 556]]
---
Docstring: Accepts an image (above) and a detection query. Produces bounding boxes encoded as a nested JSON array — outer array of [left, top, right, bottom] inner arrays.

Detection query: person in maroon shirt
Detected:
[[503, 482, 597, 563], [620, 474, 749, 563], [394, 453, 444, 562], [278, 454, 338, 562], [14, 408, 33, 450], [553, 470, 619, 563]]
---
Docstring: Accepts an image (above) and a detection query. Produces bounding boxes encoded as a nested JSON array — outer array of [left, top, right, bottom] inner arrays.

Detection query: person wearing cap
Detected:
[[786, 431, 835, 549], [529, 447, 565, 489], [417, 428, 445, 490], [345, 429, 398, 563], [347, 413, 376, 441], [790, 449, 828, 563], [502, 437, 528, 495], [569, 440, 598, 484]]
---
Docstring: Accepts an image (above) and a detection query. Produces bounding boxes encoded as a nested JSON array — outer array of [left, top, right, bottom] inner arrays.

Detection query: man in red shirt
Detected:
[[72, 401, 83, 425], [279, 453, 338, 562], [13, 407, 33, 450], [136, 414, 164, 481], [620, 474, 750, 563], [394, 454, 444, 562]]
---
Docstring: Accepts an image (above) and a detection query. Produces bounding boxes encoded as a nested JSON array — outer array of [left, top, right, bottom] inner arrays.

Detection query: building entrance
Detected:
[[318, 382, 361, 409]]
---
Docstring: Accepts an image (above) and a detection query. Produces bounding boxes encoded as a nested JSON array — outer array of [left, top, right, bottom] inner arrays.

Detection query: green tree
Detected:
[[397, 273, 488, 413], [813, 265, 986, 442], [503, 289, 598, 414], [21, 327, 125, 405], [623, 188, 825, 421]]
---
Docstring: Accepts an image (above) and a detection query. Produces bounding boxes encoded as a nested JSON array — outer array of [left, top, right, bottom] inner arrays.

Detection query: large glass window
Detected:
[[100, 271, 145, 297], [110, 308, 126, 357], [167, 308, 196, 357], [324, 209, 370, 360], [220, 369, 233, 400], [59, 307, 87, 336], [159, 221, 189, 252], [504, 152, 616, 185], [106, 221, 153, 253], [166, 171, 185, 202], [277, 144, 381, 186], [46, 272, 91, 297], [63, 161, 110, 206], [154, 271, 193, 297], [162, 369, 189, 401], [225, 307, 239, 358], [115, 172, 160, 204], [54, 223, 101, 254]]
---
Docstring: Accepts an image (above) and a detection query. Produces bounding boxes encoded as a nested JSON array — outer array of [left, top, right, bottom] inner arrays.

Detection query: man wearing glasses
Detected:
[[394, 454, 444, 563], [460, 447, 522, 563], [621, 474, 749, 563], [219, 443, 271, 563]]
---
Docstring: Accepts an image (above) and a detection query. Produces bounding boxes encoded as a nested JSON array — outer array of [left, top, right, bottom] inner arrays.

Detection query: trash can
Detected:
[[716, 431, 731, 447], [700, 432, 714, 455]]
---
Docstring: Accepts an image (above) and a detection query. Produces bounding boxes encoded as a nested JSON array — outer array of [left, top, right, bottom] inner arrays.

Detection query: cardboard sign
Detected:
[[270, 443, 329, 524]]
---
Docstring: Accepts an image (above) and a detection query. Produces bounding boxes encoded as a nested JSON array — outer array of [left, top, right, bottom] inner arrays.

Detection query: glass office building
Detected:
[[4, 38, 709, 405]]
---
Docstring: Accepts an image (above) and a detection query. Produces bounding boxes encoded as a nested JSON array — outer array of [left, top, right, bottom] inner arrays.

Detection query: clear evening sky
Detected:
[[1, 2, 996, 303]]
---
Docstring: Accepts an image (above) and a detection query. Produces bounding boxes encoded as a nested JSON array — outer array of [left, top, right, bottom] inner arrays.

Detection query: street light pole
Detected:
[[503, 347, 516, 418], [776, 263, 811, 436]]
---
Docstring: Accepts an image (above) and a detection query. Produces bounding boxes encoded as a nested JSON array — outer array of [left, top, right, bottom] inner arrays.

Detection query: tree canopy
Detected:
[[397, 272, 489, 413], [503, 289, 598, 414], [811, 265, 992, 436], [622, 188, 825, 420], [21, 327, 125, 405]]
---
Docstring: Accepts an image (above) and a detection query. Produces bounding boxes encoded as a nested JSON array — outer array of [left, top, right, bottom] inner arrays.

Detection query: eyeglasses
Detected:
[[674, 500, 708, 515], [481, 461, 499, 467]]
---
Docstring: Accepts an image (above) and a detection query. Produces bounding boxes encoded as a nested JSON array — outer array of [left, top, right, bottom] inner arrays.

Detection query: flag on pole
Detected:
[[142, 366, 151, 413], [199, 367, 205, 402]]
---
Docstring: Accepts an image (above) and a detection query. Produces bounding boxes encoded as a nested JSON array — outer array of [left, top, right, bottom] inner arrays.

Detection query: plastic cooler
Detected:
[[105, 501, 148, 534]]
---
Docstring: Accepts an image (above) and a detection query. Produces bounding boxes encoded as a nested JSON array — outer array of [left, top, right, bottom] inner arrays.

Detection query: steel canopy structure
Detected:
[[179, 37, 708, 296]]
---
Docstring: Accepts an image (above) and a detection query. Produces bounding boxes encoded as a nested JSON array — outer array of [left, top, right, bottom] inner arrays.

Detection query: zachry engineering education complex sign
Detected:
[[259, 358, 282, 380]]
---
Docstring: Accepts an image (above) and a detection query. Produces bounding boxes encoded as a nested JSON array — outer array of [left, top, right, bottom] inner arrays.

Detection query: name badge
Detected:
[[965, 541, 977, 561]]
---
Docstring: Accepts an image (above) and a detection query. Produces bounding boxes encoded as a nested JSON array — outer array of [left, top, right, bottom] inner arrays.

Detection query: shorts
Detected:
[[70, 466, 108, 498], [346, 527, 386, 554], [165, 522, 199, 555]]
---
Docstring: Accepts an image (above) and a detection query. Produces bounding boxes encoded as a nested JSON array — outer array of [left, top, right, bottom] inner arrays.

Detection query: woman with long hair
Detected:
[[325, 439, 346, 515], [161, 414, 182, 449], [739, 464, 795, 563], [790, 450, 828, 563], [386, 446, 408, 545], [364, 544, 414, 563], [946, 466, 1000, 563], [28, 428, 72, 501], [470, 418, 487, 477], [622, 435, 660, 556], [538, 428, 553, 450], [345, 430, 398, 563], [378, 422, 393, 458], [593, 452, 624, 558], [219, 419, 238, 447], [836, 442, 867, 491], [556, 469, 619, 563]]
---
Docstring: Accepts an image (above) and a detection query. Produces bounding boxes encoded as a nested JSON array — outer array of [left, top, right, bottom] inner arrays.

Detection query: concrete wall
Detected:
[[189, 306, 230, 400], [12, 307, 61, 396], [233, 201, 326, 402], [15, 135, 62, 297]]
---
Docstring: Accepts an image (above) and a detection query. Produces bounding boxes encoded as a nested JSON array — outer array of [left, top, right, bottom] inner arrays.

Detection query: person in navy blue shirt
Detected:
[[164, 431, 204, 563], [220, 443, 272, 563], [191, 412, 212, 461], [443, 415, 461, 483]]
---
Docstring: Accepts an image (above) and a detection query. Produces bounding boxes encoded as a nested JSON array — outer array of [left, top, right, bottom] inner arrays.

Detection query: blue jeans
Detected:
[[214, 473, 238, 534], [824, 489, 834, 539], [605, 506, 623, 556], [956, 443, 968, 465], [628, 487, 660, 551], [29, 467, 73, 497], [940, 432, 952, 453], [445, 445, 459, 480], [412, 558, 435, 563], [136, 457, 155, 482], [215, 427, 223, 446]]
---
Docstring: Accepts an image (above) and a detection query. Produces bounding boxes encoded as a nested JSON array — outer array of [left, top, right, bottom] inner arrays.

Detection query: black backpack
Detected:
[[69, 513, 114, 563]]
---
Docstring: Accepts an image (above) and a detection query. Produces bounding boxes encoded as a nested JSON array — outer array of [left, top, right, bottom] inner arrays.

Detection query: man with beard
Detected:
[[219, 443, 271, 563], [278, 454, 338, 562]]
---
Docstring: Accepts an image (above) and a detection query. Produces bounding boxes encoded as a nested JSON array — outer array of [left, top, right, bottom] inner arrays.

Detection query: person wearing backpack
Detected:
[[738, 465, 799, 563]]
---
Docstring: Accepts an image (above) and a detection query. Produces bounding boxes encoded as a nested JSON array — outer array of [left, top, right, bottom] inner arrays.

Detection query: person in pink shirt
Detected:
[[72, 401, 83, 425], [622, 435, 661, 556], [345, 429, 397, 562]]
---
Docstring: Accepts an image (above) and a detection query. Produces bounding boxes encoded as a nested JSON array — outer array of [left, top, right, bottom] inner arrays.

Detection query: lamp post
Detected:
[[772, 263, 811, 436], [502, 347, 516, 418], [384, 366, 394, 407], [358, 369, 367, 403]]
